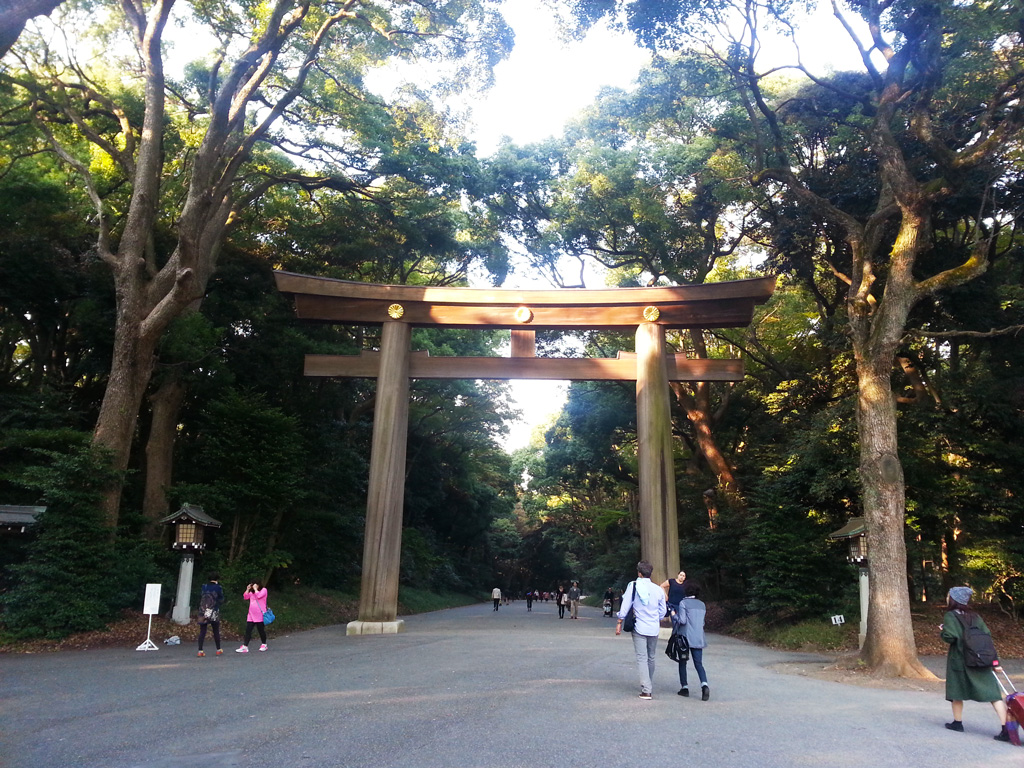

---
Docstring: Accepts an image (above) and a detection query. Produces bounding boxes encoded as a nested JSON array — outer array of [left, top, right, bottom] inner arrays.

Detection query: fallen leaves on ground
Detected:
[[914, 602, 1024, 658], [0, 610, 243, 654]]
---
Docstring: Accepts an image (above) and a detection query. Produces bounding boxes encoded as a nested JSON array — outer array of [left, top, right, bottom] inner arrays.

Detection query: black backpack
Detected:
[[954, 612, 998, 668], [197, 588, 219, 621]]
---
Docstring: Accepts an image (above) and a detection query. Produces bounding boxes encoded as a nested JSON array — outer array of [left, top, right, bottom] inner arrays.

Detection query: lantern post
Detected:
[[828, 517, 869, 648], [160, 505, 222, 625]]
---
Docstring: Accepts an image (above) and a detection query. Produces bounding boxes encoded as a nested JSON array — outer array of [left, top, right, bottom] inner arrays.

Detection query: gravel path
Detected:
[[1, 600, 1019, 767]]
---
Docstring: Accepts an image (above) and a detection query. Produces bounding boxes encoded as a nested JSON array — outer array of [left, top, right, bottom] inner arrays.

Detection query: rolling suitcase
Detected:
[[994, 667, 1024, 746]]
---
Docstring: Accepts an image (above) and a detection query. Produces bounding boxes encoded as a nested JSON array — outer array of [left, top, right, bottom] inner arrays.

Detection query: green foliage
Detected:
[[397, 587, 478, 615], [217, 585, 359, 637], [173, 388, 305, 568], [743, 468, 851, 618], [0, 445, 149, 639], [958, 542, 1024, 612], [402, 527, 463, 593]]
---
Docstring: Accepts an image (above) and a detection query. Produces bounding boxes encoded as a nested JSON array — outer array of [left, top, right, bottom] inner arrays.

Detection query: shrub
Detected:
[[1, 446, 122, 639]]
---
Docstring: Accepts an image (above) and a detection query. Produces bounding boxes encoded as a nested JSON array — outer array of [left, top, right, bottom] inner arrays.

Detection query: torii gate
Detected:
[[275, 271, 776, 634]]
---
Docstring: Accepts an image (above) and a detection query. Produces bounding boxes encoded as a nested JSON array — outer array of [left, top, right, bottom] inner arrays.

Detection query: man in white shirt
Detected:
[[615, 560, 667, 699], [491, 587, 501, 611]]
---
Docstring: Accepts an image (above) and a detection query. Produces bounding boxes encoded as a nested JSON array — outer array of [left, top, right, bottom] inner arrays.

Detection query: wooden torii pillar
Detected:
[[275, 271, 776, 634]]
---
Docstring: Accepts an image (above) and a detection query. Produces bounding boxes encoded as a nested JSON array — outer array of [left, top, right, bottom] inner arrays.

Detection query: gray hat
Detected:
[[949, 586, 973, 605]]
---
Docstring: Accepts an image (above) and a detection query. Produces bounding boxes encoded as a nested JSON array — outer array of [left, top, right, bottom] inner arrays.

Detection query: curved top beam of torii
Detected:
[[273, 271, 777, 330]]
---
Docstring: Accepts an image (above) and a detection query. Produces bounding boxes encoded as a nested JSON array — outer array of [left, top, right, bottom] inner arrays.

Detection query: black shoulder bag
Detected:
[[622, 581, 638, 633]]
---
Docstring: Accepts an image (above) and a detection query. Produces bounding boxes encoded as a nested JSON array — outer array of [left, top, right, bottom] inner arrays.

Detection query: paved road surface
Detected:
[[2, 600, 1020, 767]]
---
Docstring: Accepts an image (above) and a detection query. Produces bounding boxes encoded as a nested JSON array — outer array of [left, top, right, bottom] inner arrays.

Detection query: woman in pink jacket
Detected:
[[235, 581, 269, 653]]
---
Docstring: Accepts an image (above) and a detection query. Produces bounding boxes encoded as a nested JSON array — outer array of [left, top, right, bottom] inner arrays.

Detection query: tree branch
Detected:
[[907, 325, 1024, 340]]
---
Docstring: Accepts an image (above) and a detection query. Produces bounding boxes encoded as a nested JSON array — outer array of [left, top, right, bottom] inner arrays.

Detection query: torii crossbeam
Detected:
[[275, 271, 776, 634]]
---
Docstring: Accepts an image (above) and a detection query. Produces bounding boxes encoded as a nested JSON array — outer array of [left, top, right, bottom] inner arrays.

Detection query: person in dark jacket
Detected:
[[940, 586, 1010, 741], [556, 585, 567, 619], [196, 573, 224, 657], [568, 581, 582, 619]]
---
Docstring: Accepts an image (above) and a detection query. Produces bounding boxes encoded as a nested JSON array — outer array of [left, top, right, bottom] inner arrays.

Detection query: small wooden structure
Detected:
[[159, 503, 222, 551], [275, 271, 776, 634], [829, 516, 870, 647], [160, 504, 222, 624], [0, 505, 44, 534]]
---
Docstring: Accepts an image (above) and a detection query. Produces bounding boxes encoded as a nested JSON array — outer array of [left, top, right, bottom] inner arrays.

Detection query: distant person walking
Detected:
[[672, 579, 710, 700], [492, 587, 502, 611], [940, 586, 1010, 741], [526, 590, 534, 611], [615, 561, 667, 700], [568, 581, 581, 619], [196, 573, 224, 657], [235, 581, 269, 653], [556, 585, 568, 619]]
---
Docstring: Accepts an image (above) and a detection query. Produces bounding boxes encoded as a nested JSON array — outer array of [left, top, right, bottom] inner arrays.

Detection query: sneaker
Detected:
[[197, 651, 205, 657], [638, 692, 652, 700], [215, 649, 223, 655], [702, 686, 710, 701], [945, 721, 964, 732], [994, 726, 1011, 742], [259, 644, 268, 652], [235, 646, 249, 653]]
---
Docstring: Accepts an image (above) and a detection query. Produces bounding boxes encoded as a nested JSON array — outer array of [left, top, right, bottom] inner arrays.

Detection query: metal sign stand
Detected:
[[136, 583, 161, 651]]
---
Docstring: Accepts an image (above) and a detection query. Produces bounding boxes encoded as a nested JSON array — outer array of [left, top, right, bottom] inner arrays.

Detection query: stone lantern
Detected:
[[828, 516, 869, 648], [160, 504, 222, 625]]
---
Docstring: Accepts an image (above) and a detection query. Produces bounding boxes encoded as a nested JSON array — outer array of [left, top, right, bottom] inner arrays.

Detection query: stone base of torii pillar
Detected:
[[346, 620, 405, 635]]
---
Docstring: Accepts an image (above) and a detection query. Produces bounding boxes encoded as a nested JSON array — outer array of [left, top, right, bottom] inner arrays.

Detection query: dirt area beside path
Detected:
[[758, 602, 1024, 692], [770, 603, 1024, 693], [770, 655, 946, 693]]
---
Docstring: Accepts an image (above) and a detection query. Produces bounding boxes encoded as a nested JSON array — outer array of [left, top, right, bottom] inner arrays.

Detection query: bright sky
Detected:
[[469, 1, 651, 156]]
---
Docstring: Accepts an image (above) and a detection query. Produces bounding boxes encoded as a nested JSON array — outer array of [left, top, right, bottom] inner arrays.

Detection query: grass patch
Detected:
[[222, 585, 360, 638], [0, 585, 479, 653], [727, 615, 858, 652], [222, 585, 478, 635], [398, 587, 479, 615]]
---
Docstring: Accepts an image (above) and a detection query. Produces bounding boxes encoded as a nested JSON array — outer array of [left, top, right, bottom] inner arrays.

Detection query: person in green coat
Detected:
[[939, 586, 1010, 741]]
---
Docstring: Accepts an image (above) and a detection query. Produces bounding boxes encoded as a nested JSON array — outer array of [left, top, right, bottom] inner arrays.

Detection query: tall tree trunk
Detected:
[[93, 271, 161, 526], [855, 362, 931, 676], [143, 374, 187, 534], [851, 215, 935, 678]]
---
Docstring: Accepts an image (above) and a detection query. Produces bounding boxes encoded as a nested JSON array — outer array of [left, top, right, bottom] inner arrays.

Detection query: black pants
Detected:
[[558, 603, 566, 618], [243, 621, 267, 645], [493, 599, 500, 610], [198, 621, 220, 651]]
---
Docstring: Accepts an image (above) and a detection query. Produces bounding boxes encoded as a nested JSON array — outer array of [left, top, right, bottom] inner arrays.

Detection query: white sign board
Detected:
[[143, 583, 162, 615], [831, 614, 845, 625]]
